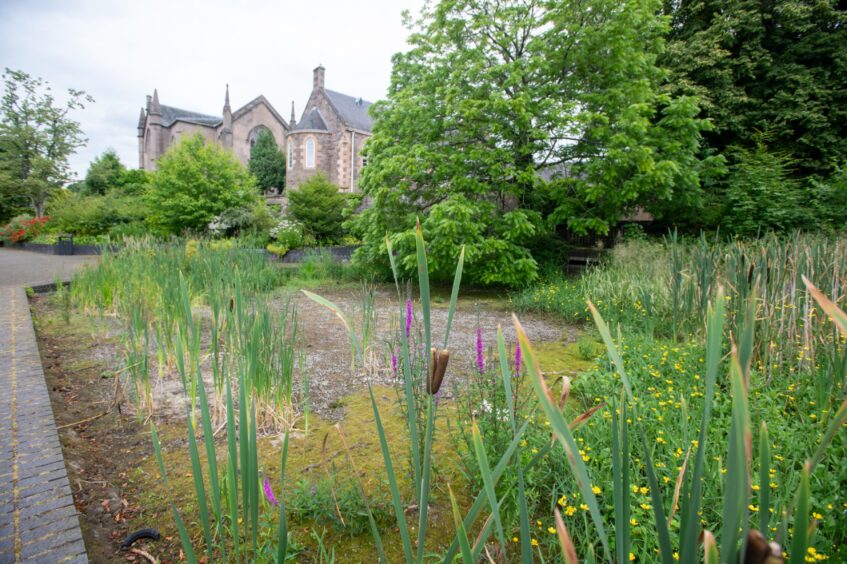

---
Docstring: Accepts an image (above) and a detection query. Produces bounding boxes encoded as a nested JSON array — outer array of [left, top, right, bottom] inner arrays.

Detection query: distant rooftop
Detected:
[[325, 89, 372, 131], [160, 104, 222, 128], [293, 107, 329, 131]]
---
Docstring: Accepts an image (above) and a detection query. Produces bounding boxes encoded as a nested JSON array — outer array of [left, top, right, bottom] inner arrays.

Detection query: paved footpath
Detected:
[[0, 249, 97, 289], [1, 250, 92, 562]]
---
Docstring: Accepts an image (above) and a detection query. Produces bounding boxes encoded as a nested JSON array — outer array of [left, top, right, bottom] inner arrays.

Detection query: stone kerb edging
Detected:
[[0, 287, 89, 563]]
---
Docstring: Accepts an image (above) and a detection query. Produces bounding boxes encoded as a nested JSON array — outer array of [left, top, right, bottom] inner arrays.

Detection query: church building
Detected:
[[137, 66, 372, 192], [137, 87, 289, 171], [285, 65, 372, 192]]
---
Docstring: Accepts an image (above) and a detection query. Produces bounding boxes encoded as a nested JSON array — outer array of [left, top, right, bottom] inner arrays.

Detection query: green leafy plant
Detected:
[[287, 174, 346, 244], [145, 134, 259, 235]]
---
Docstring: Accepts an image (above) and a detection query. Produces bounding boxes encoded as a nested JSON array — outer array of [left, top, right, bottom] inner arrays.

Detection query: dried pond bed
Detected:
[[32, 286, 583, 561]]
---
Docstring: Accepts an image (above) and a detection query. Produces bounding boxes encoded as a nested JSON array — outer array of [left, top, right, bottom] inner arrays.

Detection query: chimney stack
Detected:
[[313, 64, 325, 91]]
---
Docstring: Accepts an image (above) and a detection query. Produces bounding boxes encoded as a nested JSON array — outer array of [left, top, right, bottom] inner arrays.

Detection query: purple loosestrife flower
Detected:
[[263, 476, 279, 507], [405, 298, 413, 339], [476, 327, 485, 374], [514, 340, 522, 375], [391, 348, 399, 379]]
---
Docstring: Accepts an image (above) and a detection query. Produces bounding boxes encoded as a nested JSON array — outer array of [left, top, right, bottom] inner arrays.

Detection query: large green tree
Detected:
[[662, 1, 847, 180], [0, 68, 93, 218], [248, 129, 286, 193], [352, 0, 714, 286], [146, 134, 258, 235]]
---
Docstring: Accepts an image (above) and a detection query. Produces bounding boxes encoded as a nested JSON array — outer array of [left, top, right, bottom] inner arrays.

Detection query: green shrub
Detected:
[[208, 200, 275, 241], [0, 214, 49, 243], [146, 134, 259, 235], [48, 192, 147, 237], [269, 218, 305, 249], [576, 334, 602, 360], [287, 174, 346, 244]]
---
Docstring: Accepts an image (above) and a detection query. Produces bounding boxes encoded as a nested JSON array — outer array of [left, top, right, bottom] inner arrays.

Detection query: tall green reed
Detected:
[[515, 280, 847, 563]]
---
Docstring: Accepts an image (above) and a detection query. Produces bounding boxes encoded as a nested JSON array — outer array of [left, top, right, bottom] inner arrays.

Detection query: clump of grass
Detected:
[[70, 238, 307, 428]]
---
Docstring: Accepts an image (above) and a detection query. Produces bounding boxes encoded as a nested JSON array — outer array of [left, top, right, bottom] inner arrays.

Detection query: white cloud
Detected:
[[0, 0, 424, 179]]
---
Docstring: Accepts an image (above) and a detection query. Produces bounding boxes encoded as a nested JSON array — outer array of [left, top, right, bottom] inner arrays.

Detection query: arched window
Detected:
[[305, 138, 316, 168], [248, 125, 270, 148], [287, 140, 293, 169]]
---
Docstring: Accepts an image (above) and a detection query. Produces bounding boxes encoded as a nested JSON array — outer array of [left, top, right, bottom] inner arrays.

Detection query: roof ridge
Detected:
[[159, 103, 219, 119]]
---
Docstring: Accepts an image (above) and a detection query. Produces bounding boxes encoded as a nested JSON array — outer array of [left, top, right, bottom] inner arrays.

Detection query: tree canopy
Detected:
[[145, 134, 258, 235], [249, 129, 286, 193], [83, 149, 125, 195], [663, 0, 847, 179], [0, 68, 92, 219], [351, 0, 715, 285], [654, 0, 847, 231]]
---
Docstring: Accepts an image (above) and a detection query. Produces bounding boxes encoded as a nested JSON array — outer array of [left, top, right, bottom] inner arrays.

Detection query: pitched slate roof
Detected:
[[325, 89, 372, 132], [292, 107, 329, 131], [159, 104, 222, 128]]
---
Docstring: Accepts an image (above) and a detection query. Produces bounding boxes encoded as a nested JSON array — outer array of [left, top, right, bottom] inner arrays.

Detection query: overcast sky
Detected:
[[0, 0, 426, 180]]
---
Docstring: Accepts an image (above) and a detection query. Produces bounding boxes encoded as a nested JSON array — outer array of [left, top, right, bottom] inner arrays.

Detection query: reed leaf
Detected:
[[415, 218, 432, 360], [514, 313, 612, 561], [802, 275, 847, 336], [788, 464, 811, 564], [758, 422, 770, 535], [442, 245, 465, 350], [587, 301, 633, 402], [277, 432, 290, 564], [554, 508, 578, 564], [721, 349, 751, 563], [611, 399, 630, 564], [449, 484, 474, 564], [367, 386, 414, 563], [641, 436, 674, 564], [496, 326, 532, 563], [443, 420, 529, 562], [471, 420, 507, 554], [301, 290, 362, 367], [185, 414, 213, 559], [416, 397, 435, 564], [679, 288, 726, 563]]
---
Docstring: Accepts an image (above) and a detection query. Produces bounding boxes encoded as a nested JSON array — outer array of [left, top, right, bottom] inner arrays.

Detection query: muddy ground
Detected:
[[31, 286, 580, 562]]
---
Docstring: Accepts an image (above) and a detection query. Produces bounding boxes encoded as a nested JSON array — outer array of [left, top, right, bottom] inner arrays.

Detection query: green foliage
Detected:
[[145, 134, 258, 235], [719, 142, 812, 236], [47, 190, 147, 237], [658, 0, 847, 233], [352, 0, 713, 287], [270, 218, 306, 250], [249, 129, 286, 193], [208, 200, 276, 241], [289, 477, 391, 536], [355, 195, 539, 286], [287, 174, 346, 244], [266, 242, 288, 257], [663, 0, 847, 181], [0, 213, 49, 243], [0, 68, 93, 217], [576, 334, 603, 361], [115, 168, 151, 196], [83, 149, 125, 195], [808, 165, 847, 230]]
